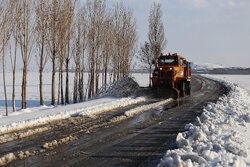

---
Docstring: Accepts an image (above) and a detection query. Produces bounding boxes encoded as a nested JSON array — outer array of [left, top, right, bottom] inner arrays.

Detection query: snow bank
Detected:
[[18, 151, 34, 160], [42, 135, 77, 150], [110, 98, 174, 123], [159, 77, 250, 167], [0, 97, 146, 135], [0, 150, 37, 165], [97, 77, 140, 97], [0, 127, 49, 144], [0, 153, 16, 166], [125, 98, 173, 117]]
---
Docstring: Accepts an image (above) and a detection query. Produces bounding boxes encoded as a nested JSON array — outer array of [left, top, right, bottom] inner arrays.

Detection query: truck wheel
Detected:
[[186, 82, 191, 95], [180, 81, 185, 97]]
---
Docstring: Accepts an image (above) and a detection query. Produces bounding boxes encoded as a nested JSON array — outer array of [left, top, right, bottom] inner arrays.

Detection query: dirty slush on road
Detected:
[[1, 75, 227, 167]]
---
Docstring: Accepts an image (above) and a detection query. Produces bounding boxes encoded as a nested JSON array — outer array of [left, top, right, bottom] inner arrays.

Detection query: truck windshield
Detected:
[[159, 57, 178, 65]]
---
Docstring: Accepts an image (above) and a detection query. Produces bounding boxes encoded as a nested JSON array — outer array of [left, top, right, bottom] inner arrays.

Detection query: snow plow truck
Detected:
[[152, 53, 191, 97]]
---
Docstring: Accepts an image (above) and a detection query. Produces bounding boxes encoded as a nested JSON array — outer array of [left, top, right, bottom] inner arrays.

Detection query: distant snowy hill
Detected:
[[132, 62, 249, 74], [191, 62, 225, 71], [191, 62, 250, 74]]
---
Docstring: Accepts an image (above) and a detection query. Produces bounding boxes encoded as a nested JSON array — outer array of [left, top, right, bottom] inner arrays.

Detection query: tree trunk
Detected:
[[51, 55, 56, 106], [104, 67, 107, 86], [113, 66, 116, 82], [79, 70, 83, 102], [104, 54, 108, 86], [12, 67, 16, 113], [79, 52, 85, 101], [65, 39, 70, 104], [102, 58, 105, 87], [91, 66, 95, 97], [73, 69, 78, 103], [39, 41, 44, 106], [2, 45, 8, 116], [109, 69, 113, 84], [89, 64, 95, 98], [149, 65, 152, 87], [88, 72, 92, 98], [78, 72, 81, 100], [22, 62, 27, 109], [12, 37, 18, 112], [102, 69, 104, 87], [65, 58, 70, 104], [39, 69, 44, 106], [60, 65, 64, 105], [79, 70, 84, 101], [95, 63, 99, 94], [57, 66, 61, 105]]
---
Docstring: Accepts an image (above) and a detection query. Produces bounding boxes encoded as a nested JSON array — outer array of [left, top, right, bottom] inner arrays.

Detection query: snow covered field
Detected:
[[0, 71, 76, 115], [159, 74, 250, 167], [0, 71, 147, 116], [206, 75, 250, 94]]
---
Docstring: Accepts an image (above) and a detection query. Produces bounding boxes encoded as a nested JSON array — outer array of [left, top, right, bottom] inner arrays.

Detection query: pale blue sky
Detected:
[[107, 0, 250, 67]]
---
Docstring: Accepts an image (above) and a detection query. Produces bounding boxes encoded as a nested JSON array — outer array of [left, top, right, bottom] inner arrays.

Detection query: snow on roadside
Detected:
[[158, 76, 250, 167], [0, 97, 146, 135], [125, 98, 174, 117], [97, 77, 140, 97], [0, 127, 49, 144], [42, 135, 77, 150], [0, 153, 16, 166], [111, 98, 174, 123]]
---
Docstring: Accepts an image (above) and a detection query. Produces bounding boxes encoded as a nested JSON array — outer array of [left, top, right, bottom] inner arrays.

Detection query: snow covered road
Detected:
[[0, 75, 226, 167]]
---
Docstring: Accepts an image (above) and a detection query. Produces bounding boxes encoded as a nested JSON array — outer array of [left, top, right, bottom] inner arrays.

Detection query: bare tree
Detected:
[[112, 2, 137, 80], [137, 42, 152, 87], [86, 0, 106, 98], [112, 3, 123, 81], [17, 0, 35, 109], [45, 0, 76, 105], [35, 0, 49, 106], [65, 0, 76, 104], [120, 9, 137, 77], [78, 7, 87, 102], [46, 0, 61, 106], [72, 17, 81, 103], [72, 6, 87, 103], [0, 0, 15, 115], [51, 0, 77, 105], [10, 1, 21, 112], [102, 11, 114, 87], [148, 2, 167, 68], [137, 2, 166, 87], [57, 2, 68, 105]]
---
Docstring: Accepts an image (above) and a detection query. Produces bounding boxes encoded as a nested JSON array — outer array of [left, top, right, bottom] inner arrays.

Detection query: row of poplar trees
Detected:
[[0, 0, 137, 116]]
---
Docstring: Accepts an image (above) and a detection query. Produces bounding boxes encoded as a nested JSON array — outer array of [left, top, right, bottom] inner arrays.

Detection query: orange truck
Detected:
[[152, 53, 191, 97]]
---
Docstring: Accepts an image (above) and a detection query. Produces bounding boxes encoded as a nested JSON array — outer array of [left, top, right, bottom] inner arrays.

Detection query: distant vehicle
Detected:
[[152, 53, 191, 97]]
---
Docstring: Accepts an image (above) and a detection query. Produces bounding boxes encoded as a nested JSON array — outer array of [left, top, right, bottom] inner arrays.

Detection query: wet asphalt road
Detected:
[[1, 75, 227, 167]]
